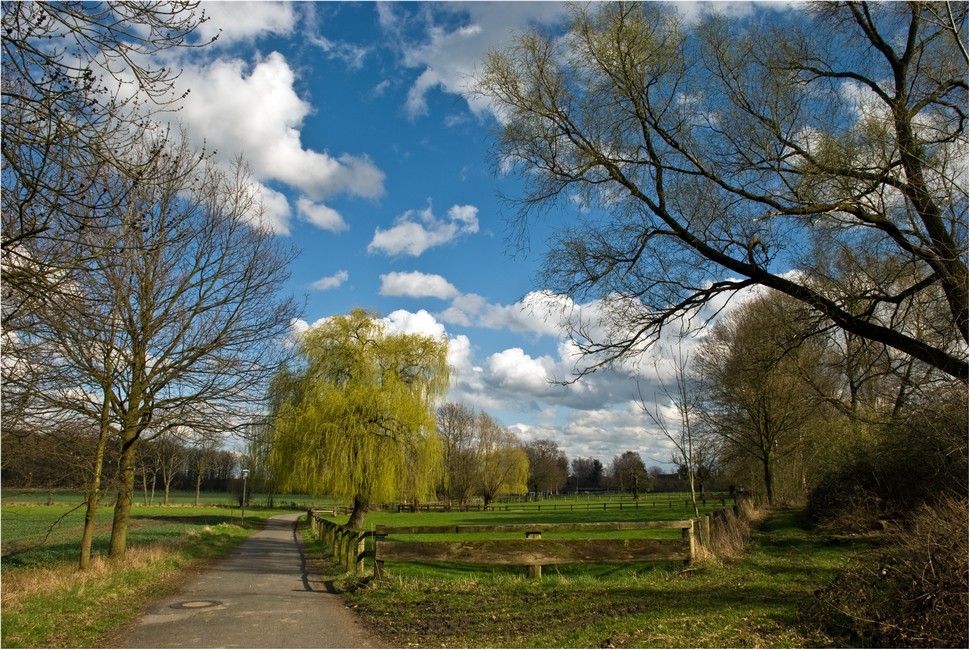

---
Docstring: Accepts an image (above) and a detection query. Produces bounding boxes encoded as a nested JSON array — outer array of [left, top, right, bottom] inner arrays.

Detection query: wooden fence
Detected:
[[307, 503, 751, 579], [371, 520, 695, 579]]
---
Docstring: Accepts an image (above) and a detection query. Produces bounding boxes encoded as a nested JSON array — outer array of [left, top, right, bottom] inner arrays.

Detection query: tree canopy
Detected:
[[478, 1, 967, 381], [270, 308, 450, 527]]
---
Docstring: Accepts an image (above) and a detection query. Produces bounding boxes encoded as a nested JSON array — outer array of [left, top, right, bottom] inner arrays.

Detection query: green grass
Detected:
[[0, 504, 296, 648], [309, 507, 883, 648], [317, 495, 718, 579]]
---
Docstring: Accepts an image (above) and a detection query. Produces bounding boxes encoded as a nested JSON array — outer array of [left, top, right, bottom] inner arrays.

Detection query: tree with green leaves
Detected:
[[270, 309, 450, 528], [478, 1, 967, 382]]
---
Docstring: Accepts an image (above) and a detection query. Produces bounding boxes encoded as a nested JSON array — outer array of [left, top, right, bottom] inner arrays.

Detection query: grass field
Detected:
[[1, 495, 884, 648], [310, 508, 885, 647], [315, 492, 723, 579], [0, 503, 300, 648]]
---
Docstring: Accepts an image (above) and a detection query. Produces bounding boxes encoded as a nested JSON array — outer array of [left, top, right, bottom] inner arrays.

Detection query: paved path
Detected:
[[116, 513, 382, 648]]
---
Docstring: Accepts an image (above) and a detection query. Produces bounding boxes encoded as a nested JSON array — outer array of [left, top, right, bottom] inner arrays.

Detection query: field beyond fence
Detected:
[[308, 492, 749, 579]]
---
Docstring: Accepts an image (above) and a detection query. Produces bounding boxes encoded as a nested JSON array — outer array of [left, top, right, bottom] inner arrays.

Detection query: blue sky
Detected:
[[159, 1, 790, 469]]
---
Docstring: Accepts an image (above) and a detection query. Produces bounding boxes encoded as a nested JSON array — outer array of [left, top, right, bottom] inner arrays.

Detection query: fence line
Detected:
[[307, 502, 748, 579]]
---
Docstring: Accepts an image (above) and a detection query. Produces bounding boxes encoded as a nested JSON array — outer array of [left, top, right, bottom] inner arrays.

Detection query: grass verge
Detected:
[[305, 508, 883, 648], [0, 508, 285, 648]]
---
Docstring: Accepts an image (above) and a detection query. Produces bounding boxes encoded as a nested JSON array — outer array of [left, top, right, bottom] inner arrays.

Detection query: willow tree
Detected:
[[270, 309, 450, 528]]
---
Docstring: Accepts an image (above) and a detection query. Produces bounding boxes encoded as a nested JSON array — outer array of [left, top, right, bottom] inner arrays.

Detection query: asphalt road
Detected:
[[115, 513, 382, 648]]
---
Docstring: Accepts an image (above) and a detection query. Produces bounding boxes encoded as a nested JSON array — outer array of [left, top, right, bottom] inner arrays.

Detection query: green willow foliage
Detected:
[[269, 309, 450, 509]]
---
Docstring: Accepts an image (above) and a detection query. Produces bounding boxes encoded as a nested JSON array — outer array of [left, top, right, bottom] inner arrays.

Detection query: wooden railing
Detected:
[[307, 504, 747, 580], [372, 520, 695, 579]]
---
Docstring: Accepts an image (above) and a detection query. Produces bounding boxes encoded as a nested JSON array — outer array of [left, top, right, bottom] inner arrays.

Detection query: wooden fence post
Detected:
[[700, 514, 711, 549], [355, 532, 366, 573], [682, 521, 695, 565], [526, 531, 542, 579], [373, 534, 386, 579]]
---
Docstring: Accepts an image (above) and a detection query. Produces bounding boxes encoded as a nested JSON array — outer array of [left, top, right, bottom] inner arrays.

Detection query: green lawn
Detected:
[[0, 504, 299, 648], [311, 508, 883, 648]]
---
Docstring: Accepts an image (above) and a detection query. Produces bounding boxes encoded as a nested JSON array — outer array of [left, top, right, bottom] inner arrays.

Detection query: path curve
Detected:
[[115, 513, 382, 648]]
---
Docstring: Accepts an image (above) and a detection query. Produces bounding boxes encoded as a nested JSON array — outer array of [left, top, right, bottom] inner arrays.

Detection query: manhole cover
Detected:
[[171, 600, 221, 610]]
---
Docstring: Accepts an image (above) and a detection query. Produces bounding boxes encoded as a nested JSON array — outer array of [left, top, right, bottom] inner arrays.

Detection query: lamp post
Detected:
[[241, 468, 249, 525]]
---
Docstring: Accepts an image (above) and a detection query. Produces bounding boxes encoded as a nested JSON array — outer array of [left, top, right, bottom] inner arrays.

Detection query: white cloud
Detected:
[[172, 51, 385, 230], [310, 270, 349, 291], [369, 203, 479, 256], [192, 1, 298, 45], [484, 348, 556, 395], [389, 3, 571, 121], [380, 271, 459, 300], [297, 197, 348, 233], [383, 308, 448, 339], [251, 182, 293, 235]]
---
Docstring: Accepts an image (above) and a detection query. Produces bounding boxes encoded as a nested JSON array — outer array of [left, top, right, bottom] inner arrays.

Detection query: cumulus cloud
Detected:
[[384, 3, 571, 120], [383, 308, 448, 338], [297, 197, 348, 233], [166, 49, 384, 235], [310, 270, 349, 291], [251, 182, 293, 235], [369, 203, 479, 256], [192, 1, 298, 45], [380, 271, 460, 299], [177, 53, 385, 202], [484, 347, 558, 394]]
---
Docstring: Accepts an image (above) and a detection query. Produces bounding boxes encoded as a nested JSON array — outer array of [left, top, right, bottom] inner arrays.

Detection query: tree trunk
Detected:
[[109, 436, 139, 559], [761, 455, 774, 505], [79, 407, 111, 569], [346, 495, 368, 529]]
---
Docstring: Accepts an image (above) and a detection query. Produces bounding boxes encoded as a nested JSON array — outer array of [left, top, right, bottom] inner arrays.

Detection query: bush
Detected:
[[805, 387, 968, 529], [813, 496, 969, 647]]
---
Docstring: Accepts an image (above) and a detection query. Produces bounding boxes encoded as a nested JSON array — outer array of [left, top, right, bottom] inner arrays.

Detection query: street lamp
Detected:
[[241, 468, 249, 524]]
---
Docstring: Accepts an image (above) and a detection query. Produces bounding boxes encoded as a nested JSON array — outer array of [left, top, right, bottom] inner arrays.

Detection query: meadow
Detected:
[[308, 502, 887, 647], [1, 493, 886, 648]]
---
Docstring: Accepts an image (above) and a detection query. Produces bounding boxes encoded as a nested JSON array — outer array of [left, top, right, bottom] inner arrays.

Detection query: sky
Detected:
[[157, 1, 792, 470]]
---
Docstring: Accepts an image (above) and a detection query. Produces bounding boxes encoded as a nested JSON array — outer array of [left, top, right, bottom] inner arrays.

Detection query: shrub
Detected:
[[805, 387, 968, 530], [813, 496, 969, 648]]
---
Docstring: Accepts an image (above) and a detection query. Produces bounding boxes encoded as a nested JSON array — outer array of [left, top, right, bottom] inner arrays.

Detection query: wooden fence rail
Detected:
[[372, 520, 696, 579], [308, 504, 745, 580]]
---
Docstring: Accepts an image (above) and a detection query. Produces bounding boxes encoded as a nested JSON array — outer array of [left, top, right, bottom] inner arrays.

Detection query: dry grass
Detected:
[[694, 500, 762, 564], [1, 521, 250, 648], [813, 496, 969, 647], [2, 543, 176, 609]]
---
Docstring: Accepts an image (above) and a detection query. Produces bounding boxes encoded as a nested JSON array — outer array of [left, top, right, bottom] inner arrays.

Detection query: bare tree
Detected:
[[477, 1, 967, 382], [609, 450, 649, 502], [640, 346, 702, 516], [524, 438, 568, 498], [437, 402, 479, 507], [15, 132, 298, 562], [476, 413, 529, 509], [1, 2, 215, 323], [694, 291, 825, 503]]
